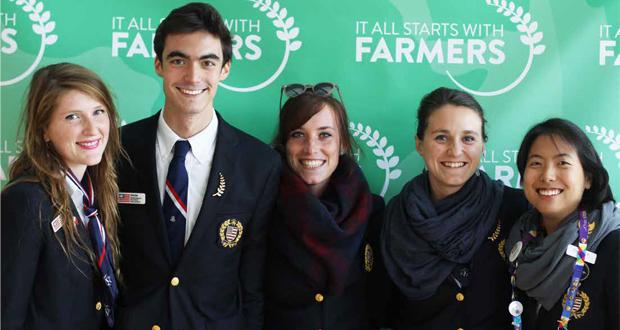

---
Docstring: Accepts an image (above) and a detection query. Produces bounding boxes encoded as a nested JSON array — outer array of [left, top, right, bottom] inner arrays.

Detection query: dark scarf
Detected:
[[381, 170, 504, 300], [272, 156, 373, 294], [506, 201, 620, 310]]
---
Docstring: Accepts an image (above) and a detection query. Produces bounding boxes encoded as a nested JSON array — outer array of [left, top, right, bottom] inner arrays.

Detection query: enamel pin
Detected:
[[364, 243, 374, 272], [51, 215, 63, 233], [212, 172, 226, 197]]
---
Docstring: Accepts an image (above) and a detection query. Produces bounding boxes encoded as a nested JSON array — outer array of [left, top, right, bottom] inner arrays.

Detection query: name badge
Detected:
[[51, 215, 63, 232], [566, 244, 597, 264], [117, 192, 146, 205]]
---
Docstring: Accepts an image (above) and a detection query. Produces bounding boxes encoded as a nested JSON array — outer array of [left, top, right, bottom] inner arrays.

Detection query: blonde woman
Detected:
[[1, 63, 122, 330]]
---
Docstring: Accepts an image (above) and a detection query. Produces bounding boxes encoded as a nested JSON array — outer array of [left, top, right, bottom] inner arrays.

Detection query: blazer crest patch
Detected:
[[487, 220, 501, 242], [364, 243, 374, 272], [561, 290, 590, 320], [498, 239, 506, 261], [219, 219, 243, 248]]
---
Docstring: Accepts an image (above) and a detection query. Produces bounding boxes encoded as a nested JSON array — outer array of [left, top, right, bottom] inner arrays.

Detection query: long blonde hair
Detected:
[[8, 63, 122, 276]]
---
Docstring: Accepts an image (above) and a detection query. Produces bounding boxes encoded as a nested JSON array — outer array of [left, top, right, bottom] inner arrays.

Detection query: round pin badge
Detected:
[[508, 300, 524, 316], [509, 241, 523, 263]]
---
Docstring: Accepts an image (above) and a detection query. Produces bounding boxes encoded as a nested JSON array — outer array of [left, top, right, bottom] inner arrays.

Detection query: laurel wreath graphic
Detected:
[[253, 0, 302, 51], [584, 125, 620, 168], [2, 0, 58, 87], [446, 0, 546, 97], [220, 0, 302, 92], [349, 122, 401, 197]]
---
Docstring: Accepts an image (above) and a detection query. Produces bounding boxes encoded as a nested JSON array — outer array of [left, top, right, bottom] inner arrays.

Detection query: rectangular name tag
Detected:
[[566, 244, 597, 264], [117, 192, 146, 205]]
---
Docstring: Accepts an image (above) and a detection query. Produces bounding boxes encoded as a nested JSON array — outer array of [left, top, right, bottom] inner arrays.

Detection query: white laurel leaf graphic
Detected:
[[249, 0, 302, 51], [446, 0, 546, 96], [350, 121, 402, 197], [585, 124, 620, 168], [3, 0, 57, 87], [221, 1, 301, 92]]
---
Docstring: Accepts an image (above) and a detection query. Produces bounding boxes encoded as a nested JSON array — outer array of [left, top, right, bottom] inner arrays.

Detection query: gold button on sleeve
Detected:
[[456, 293, 465, 301], [314, 293, 324, 302], [171, 276, 180, 286], [152, 325, 161, 330], [95, 301, 102, 310]]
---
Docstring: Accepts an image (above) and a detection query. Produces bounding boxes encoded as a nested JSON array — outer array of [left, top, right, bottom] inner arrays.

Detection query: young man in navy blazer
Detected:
[[116, 3, 281, 329]]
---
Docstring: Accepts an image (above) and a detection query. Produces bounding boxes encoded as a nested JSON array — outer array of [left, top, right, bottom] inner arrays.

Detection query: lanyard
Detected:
[[508, 210, 589, 330], [508, 230, 537, 330], [557, 210, 589, 330]]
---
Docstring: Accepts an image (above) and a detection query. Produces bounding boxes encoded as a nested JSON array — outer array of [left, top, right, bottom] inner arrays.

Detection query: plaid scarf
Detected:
[[272, 156, 373, 294]]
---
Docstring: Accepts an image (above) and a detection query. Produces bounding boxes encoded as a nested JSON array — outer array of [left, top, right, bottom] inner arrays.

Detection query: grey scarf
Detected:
[[505, 201, 620, 310]]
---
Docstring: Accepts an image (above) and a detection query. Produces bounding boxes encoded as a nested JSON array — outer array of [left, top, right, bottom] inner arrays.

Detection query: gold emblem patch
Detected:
[[488, 220, 501, 242], [498, 239, 506, 260], [364, 243, 373, 272], [219, 219, 243, 248], [561, 290, 590, 320]]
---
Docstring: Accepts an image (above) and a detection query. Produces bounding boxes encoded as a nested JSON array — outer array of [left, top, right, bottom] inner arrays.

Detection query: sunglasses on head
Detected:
[[279, 82, 344, 111]]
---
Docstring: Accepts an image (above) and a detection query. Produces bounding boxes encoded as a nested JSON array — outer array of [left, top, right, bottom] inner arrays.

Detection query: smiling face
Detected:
[[44, 89, 110, 179], [523, 135, 591, 232], [285, 106, 341, 196], [416, 104, 484, 201], [155, 30, 230, 119]]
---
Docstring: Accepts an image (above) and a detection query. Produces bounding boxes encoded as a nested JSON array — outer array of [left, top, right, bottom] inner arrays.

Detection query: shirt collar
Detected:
[[157, 109, 219, 164], [64, 174, 82, 197]]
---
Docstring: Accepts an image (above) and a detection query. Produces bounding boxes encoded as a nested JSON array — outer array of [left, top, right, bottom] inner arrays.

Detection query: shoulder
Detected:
[[499, 185, 529, 226], [2, 180, 48, 203], [220, 116, 280, 165], [501, 185, 527, 207], [1, 180, 53, 224], [120, 113, 158, 144], [596, 229, 620, 255], [371, 194, 385, 218]]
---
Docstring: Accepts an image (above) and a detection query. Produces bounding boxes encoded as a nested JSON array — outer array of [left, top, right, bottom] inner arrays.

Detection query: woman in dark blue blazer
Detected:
[[1, 63, 123, 330], [264, 83, 384, 330]]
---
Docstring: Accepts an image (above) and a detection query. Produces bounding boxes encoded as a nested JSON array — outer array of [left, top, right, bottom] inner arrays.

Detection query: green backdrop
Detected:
[[1, 0, 619, 202]]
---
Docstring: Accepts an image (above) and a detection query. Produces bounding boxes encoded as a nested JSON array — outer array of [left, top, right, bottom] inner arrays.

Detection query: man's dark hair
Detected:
[[154, 2, 232, 64]]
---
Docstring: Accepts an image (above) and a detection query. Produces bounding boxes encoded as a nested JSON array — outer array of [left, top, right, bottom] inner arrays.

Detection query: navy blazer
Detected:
[[264, 195, 385, 330], [1, 181, 108, 330], [380, 186, 530, 330], [116, 112, 281, 330]]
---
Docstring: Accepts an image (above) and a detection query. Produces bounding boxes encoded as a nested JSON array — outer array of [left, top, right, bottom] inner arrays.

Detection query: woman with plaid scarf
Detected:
[[264, 83, 384, 330]]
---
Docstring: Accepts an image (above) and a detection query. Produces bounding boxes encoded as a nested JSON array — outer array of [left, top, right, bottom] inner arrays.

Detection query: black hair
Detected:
[[516, 118, 614, 211], [416, 87, 488, 141], [154, 2, 232, 64]]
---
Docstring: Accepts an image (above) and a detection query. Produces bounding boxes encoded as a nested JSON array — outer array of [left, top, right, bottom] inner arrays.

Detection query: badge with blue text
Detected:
[[219, 219, 243, 248]]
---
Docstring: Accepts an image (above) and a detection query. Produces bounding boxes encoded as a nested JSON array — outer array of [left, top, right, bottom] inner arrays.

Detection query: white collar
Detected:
[[156, 109, 219, 164]]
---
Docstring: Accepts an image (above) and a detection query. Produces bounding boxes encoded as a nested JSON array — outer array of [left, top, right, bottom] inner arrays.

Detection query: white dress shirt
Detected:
[[156, 109, 218, 244], [65, 175, 89, 226]]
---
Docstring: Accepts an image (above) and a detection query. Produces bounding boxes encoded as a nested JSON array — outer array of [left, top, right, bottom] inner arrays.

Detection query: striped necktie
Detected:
[[162, 140, 191, 266], [67, 170, 118, 327]]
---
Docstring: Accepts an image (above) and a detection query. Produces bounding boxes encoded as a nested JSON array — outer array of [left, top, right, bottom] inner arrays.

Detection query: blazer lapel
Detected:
[[182, 112, 239, 256], [126, 112, 172, 263]]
